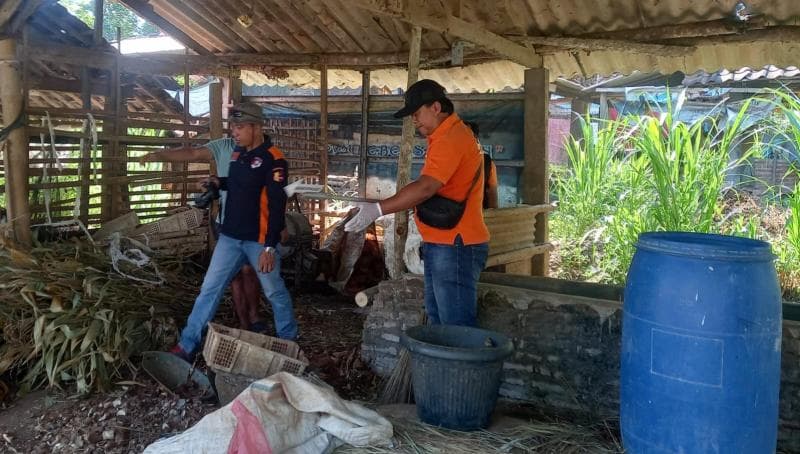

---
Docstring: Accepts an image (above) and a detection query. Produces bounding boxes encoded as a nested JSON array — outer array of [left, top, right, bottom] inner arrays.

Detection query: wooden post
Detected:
[[570, 97, 588, 142], [209, 83, 223, 144], [599, 92, 609, 120], [523, 68, 550, 276], [115, 25, 128, 220], [319, 61, 328, 237], [179, 53, 190, 209], [0, 38, 31, 246], [393, 25, 422, 276], [207, 81, 223, 252], [230, 77, 243, 105], [358, 69, 370, 197]]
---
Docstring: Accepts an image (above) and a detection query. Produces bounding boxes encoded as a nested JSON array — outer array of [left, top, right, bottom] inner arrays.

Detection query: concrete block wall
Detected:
[[361, 276, 800, 451]]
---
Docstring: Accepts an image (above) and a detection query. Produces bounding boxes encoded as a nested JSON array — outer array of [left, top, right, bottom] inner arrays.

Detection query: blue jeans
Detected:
[[178, 234, 298, 353], [422, 235, 489, 326]]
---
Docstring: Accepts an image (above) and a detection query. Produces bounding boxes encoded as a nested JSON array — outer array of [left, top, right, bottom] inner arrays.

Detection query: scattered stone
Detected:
[[102, 430, 115, 441]]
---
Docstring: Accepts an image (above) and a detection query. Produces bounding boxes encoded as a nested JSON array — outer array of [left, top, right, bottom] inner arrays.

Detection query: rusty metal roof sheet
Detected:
[[133, 0, 800, 82]]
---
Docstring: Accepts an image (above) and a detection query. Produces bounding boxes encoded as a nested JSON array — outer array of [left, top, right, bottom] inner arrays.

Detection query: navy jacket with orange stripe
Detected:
[[218, 136, 288, 248]]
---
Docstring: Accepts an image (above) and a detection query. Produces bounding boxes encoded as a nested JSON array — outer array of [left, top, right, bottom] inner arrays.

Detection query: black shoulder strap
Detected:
[[459, 156, 484, 203]]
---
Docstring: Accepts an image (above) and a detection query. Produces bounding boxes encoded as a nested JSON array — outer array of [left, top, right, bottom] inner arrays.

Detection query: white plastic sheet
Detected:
[[144, 372, 393, 454]]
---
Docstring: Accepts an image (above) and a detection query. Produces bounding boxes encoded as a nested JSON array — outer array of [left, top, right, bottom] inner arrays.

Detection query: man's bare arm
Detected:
[[139, 146, 212, 164], [378, 175, 443, 215]]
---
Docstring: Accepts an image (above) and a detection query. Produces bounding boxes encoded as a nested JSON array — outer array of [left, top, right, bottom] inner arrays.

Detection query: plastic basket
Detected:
[[202, 323, 308, 377], [131, 207, 205, 237]]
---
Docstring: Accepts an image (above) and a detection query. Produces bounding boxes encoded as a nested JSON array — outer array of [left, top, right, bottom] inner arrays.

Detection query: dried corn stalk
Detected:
[[0, 237, 201, 393]]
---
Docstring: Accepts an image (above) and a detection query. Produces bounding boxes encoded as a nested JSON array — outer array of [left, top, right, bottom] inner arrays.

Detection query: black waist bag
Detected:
[[416, 160, 483, 229]]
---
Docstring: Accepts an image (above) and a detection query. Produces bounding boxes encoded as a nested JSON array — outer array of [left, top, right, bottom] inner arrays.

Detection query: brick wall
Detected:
[[361, 275, 800, 451]]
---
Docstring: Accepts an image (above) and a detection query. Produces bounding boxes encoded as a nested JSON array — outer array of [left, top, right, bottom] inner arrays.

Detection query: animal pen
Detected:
[[2, 0, 800, 452]]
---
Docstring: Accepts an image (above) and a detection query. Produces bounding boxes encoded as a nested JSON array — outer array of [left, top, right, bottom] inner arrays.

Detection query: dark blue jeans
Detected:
[[422, 235, 489, 326]]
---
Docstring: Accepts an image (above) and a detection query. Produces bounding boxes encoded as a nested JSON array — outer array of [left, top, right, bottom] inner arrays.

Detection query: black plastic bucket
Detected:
[[401, 325, 514, 430]]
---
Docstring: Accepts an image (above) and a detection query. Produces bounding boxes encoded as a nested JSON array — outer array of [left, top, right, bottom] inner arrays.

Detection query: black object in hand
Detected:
[[195, 181, 220, 208]]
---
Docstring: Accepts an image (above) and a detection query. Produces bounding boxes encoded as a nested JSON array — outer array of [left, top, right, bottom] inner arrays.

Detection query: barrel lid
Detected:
[[636, 232, 774, 261]]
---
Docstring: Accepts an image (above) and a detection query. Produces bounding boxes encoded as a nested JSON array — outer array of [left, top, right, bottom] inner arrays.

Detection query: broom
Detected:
[[378, 311, 427, 404]]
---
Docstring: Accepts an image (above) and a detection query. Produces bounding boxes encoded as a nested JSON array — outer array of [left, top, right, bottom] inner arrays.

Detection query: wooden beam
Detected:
[[26, 40, 488, 75], [351, 0, 541, 68], [523, 68, 550, 276], [393, 25, 422, 277], [118, 0, 211, 55], [30, 74, 111, 95], [675, 26, 800, 46], [358, 70, 370, 197], [513, 35, 693, 56], [582, 17, 771, 42], [0, 38, 31, 246]]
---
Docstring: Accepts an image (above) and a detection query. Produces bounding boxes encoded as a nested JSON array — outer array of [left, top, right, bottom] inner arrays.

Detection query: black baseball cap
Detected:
[[230, 102, 266, 124], [393, 79, 449, 118]]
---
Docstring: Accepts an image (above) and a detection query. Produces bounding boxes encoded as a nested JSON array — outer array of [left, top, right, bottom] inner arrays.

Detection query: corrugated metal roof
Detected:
[[683, 65, 800, 86], [241, 60, 526, 93], [115, 0, 800, 89]]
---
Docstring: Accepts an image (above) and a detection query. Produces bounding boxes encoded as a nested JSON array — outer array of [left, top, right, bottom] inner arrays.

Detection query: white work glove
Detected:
[[283, 180, 302, 197], [344, 202, 383, 232]]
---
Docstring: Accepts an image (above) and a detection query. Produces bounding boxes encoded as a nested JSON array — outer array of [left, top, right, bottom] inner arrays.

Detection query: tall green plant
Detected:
[[633, 96, 755, 233], [553, 115, 628, 237]]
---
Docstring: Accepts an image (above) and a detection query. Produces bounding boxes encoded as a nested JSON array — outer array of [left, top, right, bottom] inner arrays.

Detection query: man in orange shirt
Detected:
[[345, 79, 489, 326]]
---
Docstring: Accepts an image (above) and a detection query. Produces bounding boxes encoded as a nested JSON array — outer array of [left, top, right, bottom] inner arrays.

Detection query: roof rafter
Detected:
[[514, 35, 694, 56], [350, 0, 543, 68], [26, 40, 488, 75]]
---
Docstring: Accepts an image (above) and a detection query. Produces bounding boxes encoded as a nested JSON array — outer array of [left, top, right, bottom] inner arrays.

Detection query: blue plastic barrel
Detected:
[[621, 232, 782, 453]]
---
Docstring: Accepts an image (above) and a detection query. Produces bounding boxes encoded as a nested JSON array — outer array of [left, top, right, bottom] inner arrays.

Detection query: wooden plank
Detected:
[[393, 25, 422, 275], [523, 68, 550, 276], [485, 243, 553, 268], [0, 38, 31, 246], [358, 69, 370, 197], [514, 35, 692, 56], [504, 259, 532, 275]]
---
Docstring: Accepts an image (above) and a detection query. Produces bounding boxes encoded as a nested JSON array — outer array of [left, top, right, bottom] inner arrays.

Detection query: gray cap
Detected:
[[229, 102, 265, 124]]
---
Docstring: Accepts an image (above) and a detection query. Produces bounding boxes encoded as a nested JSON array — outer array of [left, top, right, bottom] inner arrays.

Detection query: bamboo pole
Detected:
[[113, 26, 129, 219], [393, 25, 422, 276], [319, 61, 328, 239], [358, 69, 370, 198], [0, 38, 32, 246], [179, 49, 190, 209]]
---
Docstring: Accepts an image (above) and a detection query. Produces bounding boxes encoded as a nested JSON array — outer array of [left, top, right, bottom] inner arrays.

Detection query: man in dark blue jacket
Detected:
[[171, 103, 297, 360]]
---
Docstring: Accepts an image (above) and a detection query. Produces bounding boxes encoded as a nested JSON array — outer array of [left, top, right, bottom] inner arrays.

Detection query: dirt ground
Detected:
[[0, 286, 379, 453]]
